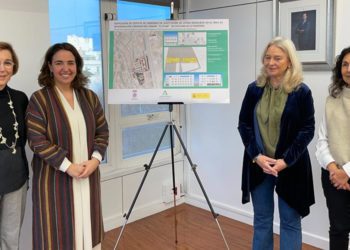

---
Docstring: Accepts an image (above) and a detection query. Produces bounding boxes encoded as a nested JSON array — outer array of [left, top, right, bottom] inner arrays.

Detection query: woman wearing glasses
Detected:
[[0, 42, 29, 250]]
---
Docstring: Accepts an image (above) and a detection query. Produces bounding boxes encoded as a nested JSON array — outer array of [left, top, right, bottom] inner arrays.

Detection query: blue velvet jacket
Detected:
[[238, 81, 315, 217]]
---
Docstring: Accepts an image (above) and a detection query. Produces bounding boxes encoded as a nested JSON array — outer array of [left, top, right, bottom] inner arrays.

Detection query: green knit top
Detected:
[[256, 84, 288, 157]]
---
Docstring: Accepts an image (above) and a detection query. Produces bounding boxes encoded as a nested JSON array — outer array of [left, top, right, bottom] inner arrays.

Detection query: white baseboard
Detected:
[[103, 197, 185, 232], [185, 194, 329, 250], [185, 193, 254, 225]]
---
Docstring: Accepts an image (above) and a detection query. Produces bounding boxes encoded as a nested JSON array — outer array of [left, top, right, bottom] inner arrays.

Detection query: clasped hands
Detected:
[[66, 158, 100, 178], [254, 154, 287, 177], [327, 162, 350, 191]]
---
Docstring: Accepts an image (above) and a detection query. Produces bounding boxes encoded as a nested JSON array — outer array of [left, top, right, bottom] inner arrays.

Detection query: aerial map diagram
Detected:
[[164, 31, 207, 73], [108, 19, 229, 104], [113, 30, 163, 89]]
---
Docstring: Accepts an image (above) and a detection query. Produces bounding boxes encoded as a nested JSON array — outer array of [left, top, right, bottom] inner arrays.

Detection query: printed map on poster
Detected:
[[108, 19, 229, 104]]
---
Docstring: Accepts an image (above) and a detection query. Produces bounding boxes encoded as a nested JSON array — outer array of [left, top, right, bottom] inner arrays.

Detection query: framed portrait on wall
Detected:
[[275, 0, 334, 70]]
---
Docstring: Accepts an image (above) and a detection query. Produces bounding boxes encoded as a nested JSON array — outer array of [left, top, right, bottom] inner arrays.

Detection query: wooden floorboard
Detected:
[[102, 203, 320, 250]]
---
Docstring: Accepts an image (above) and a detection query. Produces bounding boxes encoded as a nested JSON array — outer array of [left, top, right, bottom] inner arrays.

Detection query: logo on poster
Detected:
[[131, 89, 138, 100]]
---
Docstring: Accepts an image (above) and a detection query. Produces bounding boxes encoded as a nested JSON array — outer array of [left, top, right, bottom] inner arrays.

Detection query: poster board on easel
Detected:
[[108, 19, 230, 104]]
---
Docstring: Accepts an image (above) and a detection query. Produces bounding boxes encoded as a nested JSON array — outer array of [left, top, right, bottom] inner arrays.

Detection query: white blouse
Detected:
[[315, 112, 350, 177]]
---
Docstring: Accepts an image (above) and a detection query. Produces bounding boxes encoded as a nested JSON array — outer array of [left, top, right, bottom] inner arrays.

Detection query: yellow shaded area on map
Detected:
[[166, 57, 198, 63], [181, 57, 198, 63], [192, 93, 211, 99]]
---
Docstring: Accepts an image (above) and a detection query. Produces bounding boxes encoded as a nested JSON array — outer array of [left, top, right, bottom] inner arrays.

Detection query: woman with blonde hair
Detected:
[[238, 37, 315, 249]]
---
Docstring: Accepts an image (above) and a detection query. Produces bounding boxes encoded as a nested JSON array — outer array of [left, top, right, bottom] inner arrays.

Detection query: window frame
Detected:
[[100, 0, 184, 179], [117, 0, 180, 8]]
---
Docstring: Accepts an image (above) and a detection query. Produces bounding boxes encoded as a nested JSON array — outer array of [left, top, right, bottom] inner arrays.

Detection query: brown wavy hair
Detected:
[[329, 46, 350, 97], [0, 41, 19, 75], [38, 42, 88, 89]]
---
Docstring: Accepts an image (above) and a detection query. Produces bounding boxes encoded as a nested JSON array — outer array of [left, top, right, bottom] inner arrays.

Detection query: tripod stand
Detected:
[[114, 103, 230, 249]]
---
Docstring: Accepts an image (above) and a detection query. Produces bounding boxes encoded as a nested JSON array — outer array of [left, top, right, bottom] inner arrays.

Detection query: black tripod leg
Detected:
[[114, 124, 170, 250], [169, 122, 178, 244], [172, 124, 230, 249]]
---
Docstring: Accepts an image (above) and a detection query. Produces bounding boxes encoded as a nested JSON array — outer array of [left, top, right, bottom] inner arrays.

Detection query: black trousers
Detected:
[[322, 168, 350, 250]]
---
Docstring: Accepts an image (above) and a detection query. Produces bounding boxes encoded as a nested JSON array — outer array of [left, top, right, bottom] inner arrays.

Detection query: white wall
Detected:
[[185, 2, 261, 221], [184, 0, 350, 249], [0, 0, 49, 96], [334, 0, 350, 54], [0, 1, 50, 248]]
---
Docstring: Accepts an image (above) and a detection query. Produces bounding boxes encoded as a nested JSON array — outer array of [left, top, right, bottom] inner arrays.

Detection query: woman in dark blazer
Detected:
[[238, 37, 315, 250]]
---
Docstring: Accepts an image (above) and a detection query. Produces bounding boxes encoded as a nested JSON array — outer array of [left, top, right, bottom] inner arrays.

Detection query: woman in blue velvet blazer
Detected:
[[238, 37, 315, 250]]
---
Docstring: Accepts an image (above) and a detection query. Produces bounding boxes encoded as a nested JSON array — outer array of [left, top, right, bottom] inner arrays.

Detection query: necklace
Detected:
[[0, 90, 19, 154]]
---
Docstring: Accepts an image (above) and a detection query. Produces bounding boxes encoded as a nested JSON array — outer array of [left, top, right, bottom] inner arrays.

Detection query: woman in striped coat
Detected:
[[26, 43, 109, 250]]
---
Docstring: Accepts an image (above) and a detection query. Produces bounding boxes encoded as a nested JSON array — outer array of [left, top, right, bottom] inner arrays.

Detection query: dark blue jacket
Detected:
[[238, 81, 315, 217]]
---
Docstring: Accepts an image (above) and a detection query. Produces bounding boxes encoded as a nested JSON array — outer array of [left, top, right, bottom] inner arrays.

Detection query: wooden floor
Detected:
[[102, 203, 320, 250]]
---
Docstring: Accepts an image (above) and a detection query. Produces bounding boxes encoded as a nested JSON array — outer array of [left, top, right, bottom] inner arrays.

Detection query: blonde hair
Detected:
[[257, 36, 303, 93]]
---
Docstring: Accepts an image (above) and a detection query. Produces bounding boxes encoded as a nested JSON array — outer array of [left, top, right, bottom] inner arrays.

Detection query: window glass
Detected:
[[121, 104, 168, 117], [48, 0, 104, 102], [122, 122, 170, 159], [116, 1, 170, 117], [117, 0, 174, 160], [49, 0, 178, 164], [117, 0, 170, 20]]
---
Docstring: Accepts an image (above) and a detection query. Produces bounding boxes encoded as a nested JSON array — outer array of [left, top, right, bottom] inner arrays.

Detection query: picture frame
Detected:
[[273, 0, 334, 71]]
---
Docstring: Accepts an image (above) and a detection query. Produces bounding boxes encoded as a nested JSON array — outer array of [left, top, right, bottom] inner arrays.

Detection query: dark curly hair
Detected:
[[38, 42, 88, 89], [0, 41, 19, 75], [329, 46, 350, 97]]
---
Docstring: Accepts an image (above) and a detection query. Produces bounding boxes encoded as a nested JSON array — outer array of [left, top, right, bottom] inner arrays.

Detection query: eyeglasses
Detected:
[[0, 60, 15, 69]]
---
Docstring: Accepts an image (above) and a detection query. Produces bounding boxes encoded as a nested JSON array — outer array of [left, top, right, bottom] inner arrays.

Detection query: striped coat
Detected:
[[26, 87, 109, 250]]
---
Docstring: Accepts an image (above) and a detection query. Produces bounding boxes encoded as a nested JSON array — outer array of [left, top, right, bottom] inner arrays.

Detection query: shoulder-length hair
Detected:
[[329, 46, 350, 97], [0, 41, 19, 75], [38, 42, 88, 89], [257, 36, 303, 93]]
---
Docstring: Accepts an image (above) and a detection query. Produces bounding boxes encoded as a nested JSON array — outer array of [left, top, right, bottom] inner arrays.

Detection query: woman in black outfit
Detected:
[[0, 41, 28, 250]]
